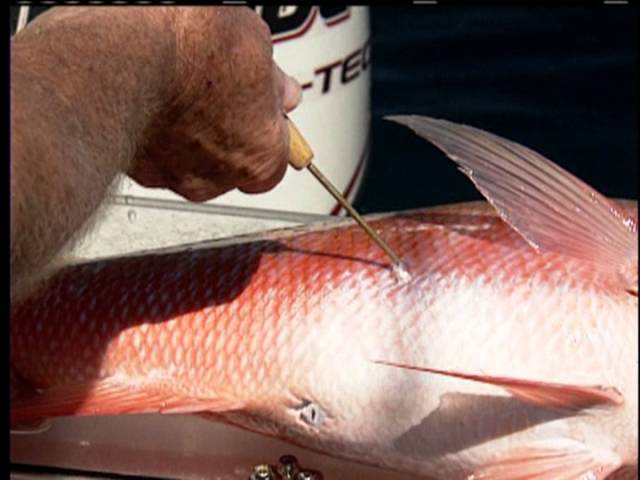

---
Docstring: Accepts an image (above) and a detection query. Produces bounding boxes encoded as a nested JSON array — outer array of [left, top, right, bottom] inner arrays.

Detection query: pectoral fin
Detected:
[[11, 379, 247, 425], [373, 361, 623, 411]]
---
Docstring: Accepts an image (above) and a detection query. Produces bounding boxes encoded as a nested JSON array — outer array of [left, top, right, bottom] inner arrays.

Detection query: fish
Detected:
[[10, 116, 637, 479]]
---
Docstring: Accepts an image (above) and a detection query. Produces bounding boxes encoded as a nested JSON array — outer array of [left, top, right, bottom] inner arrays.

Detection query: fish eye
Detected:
[[297, 400, 326, 427]]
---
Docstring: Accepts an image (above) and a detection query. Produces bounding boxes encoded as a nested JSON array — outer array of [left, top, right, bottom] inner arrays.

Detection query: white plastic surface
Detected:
[[11, 415, 420, 480]]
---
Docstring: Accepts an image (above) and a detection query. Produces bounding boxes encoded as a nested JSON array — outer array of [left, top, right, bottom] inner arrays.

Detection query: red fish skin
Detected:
[[10, 200, 638, 478], [9, 202, 622, 391]]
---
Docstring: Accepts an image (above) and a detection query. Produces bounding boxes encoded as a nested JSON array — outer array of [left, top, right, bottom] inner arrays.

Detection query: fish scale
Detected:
[[12, 204, 637, 460], [11, 116, 637, 479]]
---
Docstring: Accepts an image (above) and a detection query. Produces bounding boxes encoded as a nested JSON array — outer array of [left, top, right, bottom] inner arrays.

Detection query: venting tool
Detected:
[[286, 118, 407, 276]]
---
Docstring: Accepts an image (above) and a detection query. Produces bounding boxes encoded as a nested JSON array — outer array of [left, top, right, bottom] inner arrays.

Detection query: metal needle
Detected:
[[286, 118, 407, 274], [306, 163, 405, 269]]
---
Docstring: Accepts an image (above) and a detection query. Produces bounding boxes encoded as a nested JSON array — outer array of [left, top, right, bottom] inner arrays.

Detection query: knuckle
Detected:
[[271, 157, 288, 184], [249, 164, 265, 182], [255, 14, 272, 42], [130, 169, 165, 189], [240, 144, 288, 193], [233, 8, 272, 50], [248, 14, 274, 60], [245, 8, 272, 46], [173, 186, 196, 202], [265, 156, 287, 186], [173, 175, 221, 202], [178, 188, 211, 203]]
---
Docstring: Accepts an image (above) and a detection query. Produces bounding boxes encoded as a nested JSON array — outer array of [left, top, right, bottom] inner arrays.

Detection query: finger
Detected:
[[129, 165, 171, 189], [239, 119, 290, 194], [171, 175, 231, 203], [239, 155, 288, 194], [283, 74, 302, 113], [274, 63, 302, 113], [252, 9, 273, 47]]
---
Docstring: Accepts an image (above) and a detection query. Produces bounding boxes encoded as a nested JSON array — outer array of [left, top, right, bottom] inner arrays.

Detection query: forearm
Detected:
[[10, 7, 174, 298]]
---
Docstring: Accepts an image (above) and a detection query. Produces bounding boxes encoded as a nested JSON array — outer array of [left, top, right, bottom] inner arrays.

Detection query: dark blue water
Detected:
[[358, 7, 638, 213]]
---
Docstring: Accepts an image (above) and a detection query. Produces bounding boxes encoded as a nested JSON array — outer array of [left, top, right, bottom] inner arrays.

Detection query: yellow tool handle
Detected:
[[287, 118, 314, 170]]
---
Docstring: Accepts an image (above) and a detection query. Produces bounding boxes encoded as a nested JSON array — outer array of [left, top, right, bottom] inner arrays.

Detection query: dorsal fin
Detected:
[[387, 115, 637, 289]]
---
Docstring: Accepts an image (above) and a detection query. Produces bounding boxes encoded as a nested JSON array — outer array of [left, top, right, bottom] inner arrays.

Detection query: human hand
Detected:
[[130, 7, 302, 201]]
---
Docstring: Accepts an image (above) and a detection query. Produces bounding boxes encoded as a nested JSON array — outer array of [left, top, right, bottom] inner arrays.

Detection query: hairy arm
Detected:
[[10, 7, 300, 301], [10, 8, 173, 299]]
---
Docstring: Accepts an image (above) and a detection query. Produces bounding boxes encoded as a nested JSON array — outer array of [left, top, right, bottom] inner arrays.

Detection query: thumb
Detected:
[[275, 64, 302, 113]]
